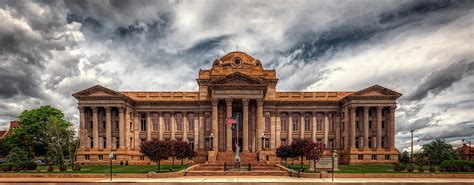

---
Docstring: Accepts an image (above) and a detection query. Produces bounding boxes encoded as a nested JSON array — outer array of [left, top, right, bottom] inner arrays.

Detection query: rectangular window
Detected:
[[329, 139, 334, 150], [329, 113, 334, 132], [189, 139, 194, 151], [372, 155, 377, 160], [265, 116, 271, 131], [188, 113, 194, 131], [89, 137, 93, 148], [382, 136, 386, 148], [205, 138, 211, 149], [176, 113, 183, 131], [304, 114, 310, 131], [89, 121, 93, 130], [355, 137, 360, 149], [385, 155, 390, 160], [280, 114, 287, 131], [165, 113, 171, 131], [205, 115, 211, 132], [85, 155, 90, 160], [140, 156, 145, 161], [98, 155, 103, 160], [341, 137, 345, 148], [369, 121, 372, 130], [382, 121, 385, 129], [317, 114, 322, 131], [292, 114, 299, 131], [369, 137, 373, 149], [152, 113, 159, 131], [141, 114, 147, 131], [264, 138, 270, 149], [115, 137, 120, 149], [103, 137, 106, 149], [358, 155, 363, 160], [356, 121, 360, 130], [281, 139, 287, 146]]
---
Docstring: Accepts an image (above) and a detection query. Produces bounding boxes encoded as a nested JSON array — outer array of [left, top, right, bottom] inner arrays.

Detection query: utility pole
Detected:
[[410, 130, 414, 167]]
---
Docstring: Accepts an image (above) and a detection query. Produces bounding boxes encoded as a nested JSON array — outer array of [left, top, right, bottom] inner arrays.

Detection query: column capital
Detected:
[[105, 106, 112, 111], [119, 107, 125, 113], [211, 98, 218, 106], [257, 98, 264, 106], [225, 98, 233, 104], [242, 98, 249, 105], [363, 106, 369, 111], [78, 106, 85, 112], [92, 107, 98, 112], [389, 105, 397, 110], [349, 106, 357, 110], [376, 106, 383, 111]]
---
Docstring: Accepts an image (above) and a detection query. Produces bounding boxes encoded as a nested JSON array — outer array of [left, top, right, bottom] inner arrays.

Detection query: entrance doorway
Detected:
[[231, 111, 243, 152]]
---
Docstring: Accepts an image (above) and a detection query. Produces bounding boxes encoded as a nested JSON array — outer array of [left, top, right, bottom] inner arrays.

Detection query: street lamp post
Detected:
[[260, 134, 265, 151], [410, 130, 415, 167], [332, 150, 336, 182], [109, 152, 113, 181], [210, 133, 214, 150]]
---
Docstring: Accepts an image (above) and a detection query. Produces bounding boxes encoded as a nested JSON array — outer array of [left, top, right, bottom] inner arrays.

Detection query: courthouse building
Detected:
[[73, 51, 401, 165]]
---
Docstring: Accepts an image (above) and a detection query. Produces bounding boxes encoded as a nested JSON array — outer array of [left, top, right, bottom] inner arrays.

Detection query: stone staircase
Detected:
[[187, 163, 287, 176]]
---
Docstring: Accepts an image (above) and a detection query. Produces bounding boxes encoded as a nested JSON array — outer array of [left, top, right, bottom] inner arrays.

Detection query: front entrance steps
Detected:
[[188, 163, 287, 176], [215, 151, 261, 164]]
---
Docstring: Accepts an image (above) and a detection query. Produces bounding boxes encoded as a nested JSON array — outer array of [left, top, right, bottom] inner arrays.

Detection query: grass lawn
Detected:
[[285, 164, 474, 174], [2, 164, 186, 173]]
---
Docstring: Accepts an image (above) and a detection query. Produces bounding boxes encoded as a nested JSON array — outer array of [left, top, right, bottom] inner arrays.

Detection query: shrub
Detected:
[[0, 162, 15, 171], [47, 165, 54, 172], [59, 165, 67, 171], [120, 160, 124, 166], [399, 164, 407, 171], [417, 166, 424, 172], [6, 147, 28, 164], [429, 166, 436, 172], [18, 161, 37, 170], [407, 165, 414, 172], [439, 160, 474, 172], [393, 164, 401, 172], [73, 163, 81, 171], [125, 161, 129, 166]]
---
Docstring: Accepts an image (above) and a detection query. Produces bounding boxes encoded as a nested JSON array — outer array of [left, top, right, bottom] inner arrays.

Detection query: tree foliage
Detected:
[[140, 140, 171, 173], [422, 139, 459, 165], [304, 141, 326, 172], [6, 147, 28, 163], [291, 138, 311, 168], [276, 145, 291, 164], [399, 151, 410, 164]]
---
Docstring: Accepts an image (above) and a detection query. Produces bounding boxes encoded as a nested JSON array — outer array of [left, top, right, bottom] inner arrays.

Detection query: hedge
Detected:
[[439, 160, 474, 172]]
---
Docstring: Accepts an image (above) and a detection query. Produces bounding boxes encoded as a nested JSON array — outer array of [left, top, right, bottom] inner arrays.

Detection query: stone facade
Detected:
[[73, 51, 401, 165]]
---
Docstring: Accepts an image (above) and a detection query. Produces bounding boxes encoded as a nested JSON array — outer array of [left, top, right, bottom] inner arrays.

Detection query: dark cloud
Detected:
[[421, 121, 474, 140], [407, 60, 474, 101]]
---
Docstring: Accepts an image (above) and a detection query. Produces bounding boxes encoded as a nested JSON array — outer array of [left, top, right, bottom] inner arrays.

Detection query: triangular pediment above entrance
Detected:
[[209, 72, 264, 85], [72, 85, 122, 98], [353, 85, 402, 97]]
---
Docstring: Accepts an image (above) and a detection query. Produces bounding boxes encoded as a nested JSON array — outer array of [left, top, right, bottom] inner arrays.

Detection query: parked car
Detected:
[[31, 159, 45, 165], [0, 159, 5, 164]]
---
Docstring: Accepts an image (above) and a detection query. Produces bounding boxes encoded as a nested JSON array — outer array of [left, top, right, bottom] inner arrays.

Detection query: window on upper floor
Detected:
[[140, 113, 147, 132], [280, 113, 287, 131], [164, 113, 171, 131], [265, 115, 271, 131], [152, 113, 159, 131], [176, 113, 183, 131], [205, 115, 211, 132], [292, 113, 299, 131], [304, 114, 311, 131], [317, 113, 322, 131], [188, 113, 194, 131]]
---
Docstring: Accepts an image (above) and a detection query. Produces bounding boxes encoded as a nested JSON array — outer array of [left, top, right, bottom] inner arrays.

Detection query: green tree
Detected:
[[10, 105, 65, 159], [43, 116, 74, 167], [422, 139, 459, 165], [399, 151, 410, 164], [6, 147, 28, 163]]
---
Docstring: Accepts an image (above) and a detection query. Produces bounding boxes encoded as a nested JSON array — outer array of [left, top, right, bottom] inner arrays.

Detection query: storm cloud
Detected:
[[0, 0, 473, 151]]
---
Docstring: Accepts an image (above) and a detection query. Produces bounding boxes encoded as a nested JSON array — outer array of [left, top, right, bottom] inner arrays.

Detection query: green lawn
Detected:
[[285, 164, 474, 174], [2, 164, 186, 173]]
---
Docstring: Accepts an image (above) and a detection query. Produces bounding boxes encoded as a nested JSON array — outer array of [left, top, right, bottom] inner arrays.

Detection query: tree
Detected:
[[422, 139, 459, 165], [276, 145, 291, 165], [43, 116, 74, 168], [175, 141, 191, 166], [291, 138, 310, 168], [304, 141, 326, 172], [140, 140, 171, 173], [414, 152, 428, 167], [6, 147, 28, 163], [399, 151, 410, 164], [10, 105, 66, 159], [168, 140, 177, 167]]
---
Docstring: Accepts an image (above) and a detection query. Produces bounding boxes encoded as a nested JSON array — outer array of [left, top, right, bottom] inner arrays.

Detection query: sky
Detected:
[[0, 0, 473, 152]]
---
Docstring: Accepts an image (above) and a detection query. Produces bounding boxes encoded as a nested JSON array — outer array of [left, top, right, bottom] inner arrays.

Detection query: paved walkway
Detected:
[[0, 176, 473, 184]]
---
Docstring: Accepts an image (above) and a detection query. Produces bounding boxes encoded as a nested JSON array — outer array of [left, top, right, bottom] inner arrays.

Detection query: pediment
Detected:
[[209, 72, 264, 85], [353, 85, 402, 97], [73, 85, 123, 98]]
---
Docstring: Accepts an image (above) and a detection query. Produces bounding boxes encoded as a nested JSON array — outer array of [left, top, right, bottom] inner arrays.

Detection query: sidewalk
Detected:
[[0, 176, 473, 184]]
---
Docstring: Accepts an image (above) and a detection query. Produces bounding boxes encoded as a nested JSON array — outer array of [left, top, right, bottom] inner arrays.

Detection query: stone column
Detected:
[[288, 112, 293, 144], [125, 107, 130, 149], [363, 107, 369, 150], [343, 107, 349, 150], [335, 113, 341, 150], [105, 107, 112, 149], [183, 112, 188, 142], [389, 106, 396, 149], [134, 112, 140, 149], [300, 112, 305, 139], [159, 113, 164, 140], [242, 98, 249, 152], [376, 107, 382, 149], [275, 112, 281, 148], [146, 112, 152, 141], [350, 106, 356, 148], [92, 107, 99, 149], [198, 112, 205, 150], [311, 112, 317, 142], [323, 112, 329, 146], [211, 99, 218, 151], [194, 112, 199, 149], [78, 107, 86, 149], [119, 107, 125, 149], [171, 112, 176, 140], [256, 98, 264, 151], [270, 112, 276, 149], [226, 98, 233, 152]]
